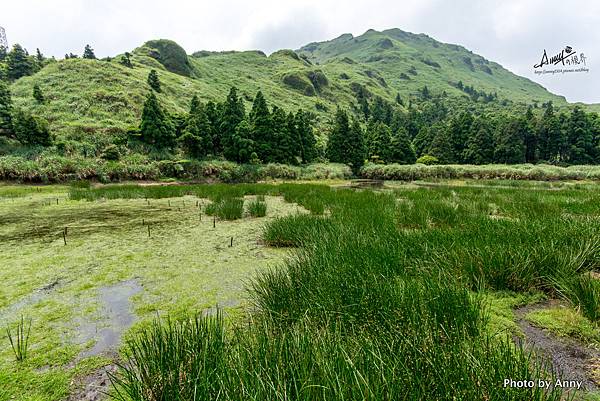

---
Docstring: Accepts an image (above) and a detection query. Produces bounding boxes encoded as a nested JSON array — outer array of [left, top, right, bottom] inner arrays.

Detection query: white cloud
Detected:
[[1, 0, 598, 102]]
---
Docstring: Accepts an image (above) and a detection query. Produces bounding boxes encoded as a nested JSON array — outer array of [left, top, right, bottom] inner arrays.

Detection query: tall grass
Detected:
[[107, 182, 591, 399], [246, 198, 267, 217], [6, 316, 31, 362], [205, 197, 244, 220], [361, 162, 600, 181]]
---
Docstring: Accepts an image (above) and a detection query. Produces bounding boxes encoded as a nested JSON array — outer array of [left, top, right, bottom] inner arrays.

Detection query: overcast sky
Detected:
[[2, 0, 598, 103]]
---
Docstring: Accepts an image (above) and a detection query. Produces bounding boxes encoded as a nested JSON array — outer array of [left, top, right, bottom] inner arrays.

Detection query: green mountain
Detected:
[[7, 28, 590, 143]]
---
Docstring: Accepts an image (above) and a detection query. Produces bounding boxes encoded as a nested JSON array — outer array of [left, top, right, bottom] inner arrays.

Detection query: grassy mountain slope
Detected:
[[9, 28, 585, 143], [297, 28, 566, 106]]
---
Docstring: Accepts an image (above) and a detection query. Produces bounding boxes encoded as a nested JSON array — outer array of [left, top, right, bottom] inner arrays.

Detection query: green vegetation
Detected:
[[0, 185, 296, 400], [3, 180, 600, 399], [526, 306, 600, 345], [99, 179, 600, 400], [361, 162, 600, 181], [246, 197, 267, 217], [205, 197, 244, 220], [6, 315, 31, 362], [1, 29, 599, 182]]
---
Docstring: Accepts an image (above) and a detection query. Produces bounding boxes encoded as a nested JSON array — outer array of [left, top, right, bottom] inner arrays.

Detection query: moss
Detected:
[[526, 306, 600, 346]]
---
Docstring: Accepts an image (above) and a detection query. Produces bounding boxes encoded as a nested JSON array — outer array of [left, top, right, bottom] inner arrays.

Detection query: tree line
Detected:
[[331, 91, 600, 170], [135, 79, 317, 165]]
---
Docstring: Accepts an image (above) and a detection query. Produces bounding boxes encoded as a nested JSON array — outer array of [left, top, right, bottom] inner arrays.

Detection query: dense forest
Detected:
[[1, 41, 600, 178]]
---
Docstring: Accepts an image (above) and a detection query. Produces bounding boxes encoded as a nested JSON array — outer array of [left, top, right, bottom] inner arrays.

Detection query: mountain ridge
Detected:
[[7, 27, 598, 144]]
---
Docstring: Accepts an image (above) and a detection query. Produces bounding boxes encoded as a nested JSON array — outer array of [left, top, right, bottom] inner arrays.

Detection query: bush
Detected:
[[416, 155, 439, 165]]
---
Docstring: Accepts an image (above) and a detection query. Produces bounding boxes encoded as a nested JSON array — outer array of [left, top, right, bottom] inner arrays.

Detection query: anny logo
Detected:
[[533, 46, 589, 75]]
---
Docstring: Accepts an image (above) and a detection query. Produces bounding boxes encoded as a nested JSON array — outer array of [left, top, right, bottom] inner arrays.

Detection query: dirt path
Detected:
[[514, 301, 600, 392]]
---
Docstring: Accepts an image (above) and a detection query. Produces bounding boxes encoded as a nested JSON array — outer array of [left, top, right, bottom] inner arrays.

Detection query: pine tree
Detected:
[[448, 112, 473, 163], [220, 87, 246, 160], [33, 84, 44, 104], [120, 52, 133, 68], [249, 91, 271, 161], [139, 92, 175, 149], [413, 125, 437, 157], [365, 120, 391, 163], [179, 101, 211, 158], [189, 95, 200, 115], [36, 48, 44, 63], [347, 118, 366, 174], [395, 92, 403, 106], [295, 110, 316, 163], [147, 69, 161, 92], [429, 127, 456, 163], [12, 109, 52, 146], [494, 118, 526, 163], [204, 101, 220, 155], [389, 126, 416, 164], [567, 106, 594, 164], [224, 119, 254, 163], [327, 109, 366, 173], [270, 107, 294, 164], [0, 46, 7, 62], [6, 44, 34, 81], [463, 117, 494, 164], [0, 82, 12, 136], [327, 108, 350, 163], [536, 102, 563, 162], [83, 45, 96, 59], [523, 107, 538, 163]]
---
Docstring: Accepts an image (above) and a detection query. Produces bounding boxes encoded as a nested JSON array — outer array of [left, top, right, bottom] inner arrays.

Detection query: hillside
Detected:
[[8, 28, 580, 142]]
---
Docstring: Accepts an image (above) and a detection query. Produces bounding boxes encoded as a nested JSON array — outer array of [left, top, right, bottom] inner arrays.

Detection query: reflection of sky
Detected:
[[2, 0, 598, 103]]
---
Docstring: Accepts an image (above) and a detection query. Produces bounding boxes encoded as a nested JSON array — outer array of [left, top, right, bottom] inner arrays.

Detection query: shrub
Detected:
[[416, 155, 440, 165]]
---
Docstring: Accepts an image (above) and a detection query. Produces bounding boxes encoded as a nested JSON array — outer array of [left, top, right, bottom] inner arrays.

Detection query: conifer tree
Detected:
[[139, 92, 175, 149], [347, 118, 366, 174], [12, 109, 52, 146], [249, 91, 271, 161], [429, 128, 456, 163], [365, 120, 391, 163], [147, 69, 161, 92], [33, 84, 44, 104], [389, 126, 416, 164], [295, 110, 316, 163], [224, 119, 254, 163], [494, 118, 526, 163], [413, 125, 438, 157], [0, 82, 12, 136], [523, 107, 538, 163], [269, 106, 294, 164], [220, 87, 246, 160], [83, 45, 96, 59], [36, 48, 44, 63], [120, 52, 133, 68], [204, 101, 220, 155], [327, 108, 350, 163], [463, 117, 494, 164], [179, 101, 211, 158], [567, 106, 594, 164], [536, 103, 563, 162], [6, 44, 34, 81], [448, 112, 473, 163]]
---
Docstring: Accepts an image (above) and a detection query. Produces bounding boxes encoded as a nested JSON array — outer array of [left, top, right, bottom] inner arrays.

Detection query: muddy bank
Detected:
[[514, 301, 600, 392]]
